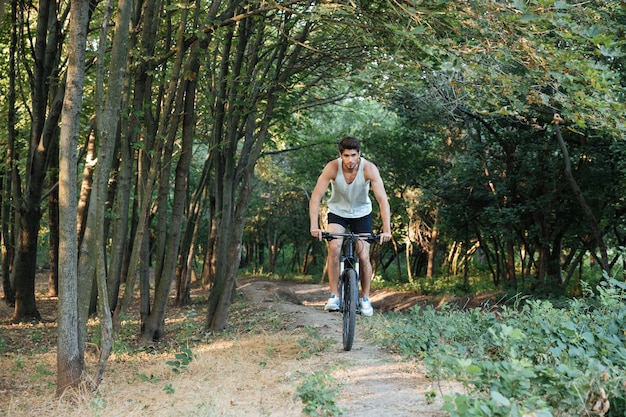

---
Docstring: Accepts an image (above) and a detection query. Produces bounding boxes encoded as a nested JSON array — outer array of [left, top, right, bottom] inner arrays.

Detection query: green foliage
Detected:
[[371, 272, 498, 297], [166, 347, 195, 374], [29, 363, 53, 381], [11, 355, 25, 373], [136, 373, 160, 383], [370, 278, 626, 416], [30, 328, 43, 342], [91, 320, 135, 355], [223, 296, 287, 336], [296, 326, 334, 359], [89, 393, 107, 415], [295, 371, 344, 417]]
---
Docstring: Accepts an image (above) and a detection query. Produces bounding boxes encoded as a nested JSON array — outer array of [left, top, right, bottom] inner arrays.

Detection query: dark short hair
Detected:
[[338, 136, 361, 153]]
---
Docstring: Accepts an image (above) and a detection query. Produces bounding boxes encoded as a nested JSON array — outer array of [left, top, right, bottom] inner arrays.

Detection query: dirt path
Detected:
[[237, 279, 456, 416]]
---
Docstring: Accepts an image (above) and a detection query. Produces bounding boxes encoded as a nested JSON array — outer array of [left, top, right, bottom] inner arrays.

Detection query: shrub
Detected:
[[295, 371, 343, 416], [377, 278, 626, 416]]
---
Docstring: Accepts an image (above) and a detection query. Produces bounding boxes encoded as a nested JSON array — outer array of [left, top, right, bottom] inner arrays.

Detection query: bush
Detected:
[[295, 371, 343, 416], [375, 278, 626, 416]]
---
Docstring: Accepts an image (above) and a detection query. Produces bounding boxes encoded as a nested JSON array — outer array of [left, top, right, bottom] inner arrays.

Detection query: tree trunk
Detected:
[[204, 18, 244, 332], [505, 239, 516, 290], [141, 34, 197, 341], [206, 103, 280, 331], [113, 146, 161, 332], [3, 0, 18, 306], [202, 2, 334, 329], [77, 0, 132, 382], [11, 0, 64, 323], [110, 0, 162, 322], [1, 164, 14, 306], [175, 154, 211, 305], [546, 234, 564, 294], [426, 218, 438, 278], [112, 0, 166, 333], [57, 0, 90, 395], [48, 137, 60, 297], [200, 212, 218, 289], [76, 128, 96, 250], [12, 214, 43, 323], [553, 117, 610, 275], [106, 130, 133, 311], [205, 164, 244, 331]]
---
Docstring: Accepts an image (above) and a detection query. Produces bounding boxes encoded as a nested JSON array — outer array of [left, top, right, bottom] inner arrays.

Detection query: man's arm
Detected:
[[365, 162, 392, 243], [309, 162, 336, 239]]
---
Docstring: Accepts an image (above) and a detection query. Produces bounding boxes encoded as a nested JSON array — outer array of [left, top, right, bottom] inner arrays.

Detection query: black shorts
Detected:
[[328, 212, 373, 234]]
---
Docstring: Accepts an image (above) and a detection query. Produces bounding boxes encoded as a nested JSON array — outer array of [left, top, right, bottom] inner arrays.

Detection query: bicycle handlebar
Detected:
[[321, 231, 380, 244]]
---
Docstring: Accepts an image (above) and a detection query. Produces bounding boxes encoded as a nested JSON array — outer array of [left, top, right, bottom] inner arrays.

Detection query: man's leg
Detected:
[[350, 214, 374, 300], [357, 240, 372, 298], [324, 222, 344, 311], [357, 242, 374, 316]]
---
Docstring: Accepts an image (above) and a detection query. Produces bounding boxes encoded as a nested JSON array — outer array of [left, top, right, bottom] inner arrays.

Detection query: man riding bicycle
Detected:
[[309, 137, 392, 316]]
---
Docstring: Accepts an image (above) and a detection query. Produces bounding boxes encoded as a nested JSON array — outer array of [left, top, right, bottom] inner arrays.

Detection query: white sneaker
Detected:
[[324, 295, 340, 311], [360, 298, 373, 316]]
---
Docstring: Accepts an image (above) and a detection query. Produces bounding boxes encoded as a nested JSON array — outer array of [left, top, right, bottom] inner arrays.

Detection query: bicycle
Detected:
[[322, 231, 379, 351]]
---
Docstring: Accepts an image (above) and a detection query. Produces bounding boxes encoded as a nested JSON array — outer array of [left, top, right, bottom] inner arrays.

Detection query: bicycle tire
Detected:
[[342, 268, 358, 351]]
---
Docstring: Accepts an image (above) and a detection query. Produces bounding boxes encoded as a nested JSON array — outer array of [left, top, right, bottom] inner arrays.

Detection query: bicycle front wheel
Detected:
[[342, 268, 359, 351]]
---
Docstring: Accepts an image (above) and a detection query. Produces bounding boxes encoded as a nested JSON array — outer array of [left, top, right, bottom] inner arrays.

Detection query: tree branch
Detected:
[[553, 113, 610, 275]]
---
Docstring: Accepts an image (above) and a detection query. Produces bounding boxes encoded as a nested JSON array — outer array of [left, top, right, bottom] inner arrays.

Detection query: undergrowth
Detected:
[[295, 371, 343, 417], [365, 276, 626, 417]]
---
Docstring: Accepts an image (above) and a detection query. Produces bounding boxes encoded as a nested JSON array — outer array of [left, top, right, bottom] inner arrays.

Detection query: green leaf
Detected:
[[511, 0, 526, 11], [491, 390, 510, 407], [581, 332, 595, 344], [466, 364, 482, 375], [598, 45, 623, 58], [554, 1, 569, 10]]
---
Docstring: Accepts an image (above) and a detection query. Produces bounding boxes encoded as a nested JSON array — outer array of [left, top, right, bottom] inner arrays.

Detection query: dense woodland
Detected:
[[1, 0, 626, 394]]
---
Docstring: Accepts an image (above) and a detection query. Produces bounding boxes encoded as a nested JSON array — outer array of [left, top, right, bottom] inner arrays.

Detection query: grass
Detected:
[[0, 287, 333, 417]]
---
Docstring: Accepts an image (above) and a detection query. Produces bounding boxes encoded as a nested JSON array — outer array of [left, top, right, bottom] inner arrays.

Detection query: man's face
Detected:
[[340, 149, 360, 171]]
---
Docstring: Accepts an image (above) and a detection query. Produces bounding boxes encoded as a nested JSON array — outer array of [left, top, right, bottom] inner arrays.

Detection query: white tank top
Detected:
[[327, 157, 372, 218]]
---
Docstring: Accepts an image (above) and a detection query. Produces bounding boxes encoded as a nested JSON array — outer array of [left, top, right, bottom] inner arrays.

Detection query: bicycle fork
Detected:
[[339, 256, 359, 309]]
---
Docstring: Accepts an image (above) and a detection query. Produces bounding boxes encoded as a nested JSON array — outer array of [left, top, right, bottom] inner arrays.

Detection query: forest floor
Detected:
[[0, 275, 493, 417]]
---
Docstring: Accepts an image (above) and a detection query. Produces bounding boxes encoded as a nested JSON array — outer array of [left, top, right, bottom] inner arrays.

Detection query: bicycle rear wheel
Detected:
[[342, 268, 358, 351]]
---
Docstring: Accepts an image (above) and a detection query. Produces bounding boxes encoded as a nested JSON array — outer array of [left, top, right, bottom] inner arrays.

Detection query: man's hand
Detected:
[[379, 232, 392, 244], [310, 229, 322, 241]]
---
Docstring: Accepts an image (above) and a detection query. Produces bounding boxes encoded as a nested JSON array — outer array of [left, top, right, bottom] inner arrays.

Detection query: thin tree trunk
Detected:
[[78, 0, 132, 381], [176, 153, 212, 305], [142, 1, 208, 335], [111, 0, 163, 323], [141, 71, 195, 340], [1, 165, 13, 306], [506, 239, 516, 289], [57, 0, 89, 395], [205, 7, 312, 330], [48, 138, 60, 297], [200, 212, 217, 289], [553, 116, 610, 275], [107, 130, 133, 311], [110, 0, 165, 333], [3, 0, 18, 306], [76, 128, 96, 248]]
